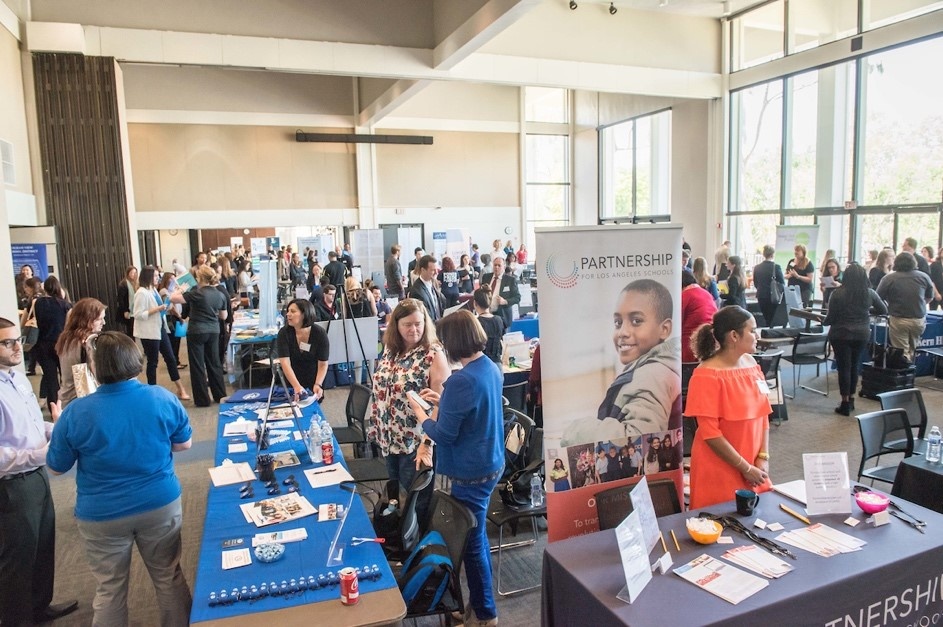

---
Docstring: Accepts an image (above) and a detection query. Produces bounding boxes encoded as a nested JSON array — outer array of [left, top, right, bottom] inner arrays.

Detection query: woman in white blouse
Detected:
[[133, 265, 190, 400]]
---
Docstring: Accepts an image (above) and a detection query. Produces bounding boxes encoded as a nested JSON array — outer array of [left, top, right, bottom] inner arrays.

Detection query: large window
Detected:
[[599, 110, 671, 221], [523, 87, 570, 256], [728, 34, 943, 263], [730, 0, 785, 71]]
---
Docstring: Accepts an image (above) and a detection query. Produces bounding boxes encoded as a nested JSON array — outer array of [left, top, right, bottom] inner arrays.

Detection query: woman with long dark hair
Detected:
[[819, 258, 842, 309], [721, 255, 747, 308], [33, 276, 72, 407], [824, 264, 886, 415], [685, 306, 772, 509], [55, 297, 106, 408], [115, 266, 137, 336], [438, 256, 460, 308]]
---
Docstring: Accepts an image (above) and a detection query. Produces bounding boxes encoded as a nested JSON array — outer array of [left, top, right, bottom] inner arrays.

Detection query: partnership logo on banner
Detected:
[[536, 225, 684, 542]]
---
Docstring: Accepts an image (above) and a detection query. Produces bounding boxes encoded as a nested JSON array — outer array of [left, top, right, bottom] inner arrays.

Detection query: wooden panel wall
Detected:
[[201, 228, 276, 252], [32, 53, 132, 328]]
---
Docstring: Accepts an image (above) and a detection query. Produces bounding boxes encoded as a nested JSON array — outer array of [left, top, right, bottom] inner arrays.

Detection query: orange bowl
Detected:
[[686, 518, 723, 545]]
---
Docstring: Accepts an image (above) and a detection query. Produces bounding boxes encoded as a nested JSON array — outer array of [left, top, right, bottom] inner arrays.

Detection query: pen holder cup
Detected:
[[257, 455, 276, 483], [255, 426, 270, 450]]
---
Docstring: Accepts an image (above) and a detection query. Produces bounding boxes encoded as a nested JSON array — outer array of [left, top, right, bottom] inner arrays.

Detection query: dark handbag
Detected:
[[770, 279, 784, 304], [498, 459, 544, 508]]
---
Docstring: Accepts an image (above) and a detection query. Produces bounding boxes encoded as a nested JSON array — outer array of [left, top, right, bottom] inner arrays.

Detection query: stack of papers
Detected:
[[251, 528, 308, 547], [775, 523, 865, 557], [674, 554, 769, 605], [304, 463, 354, 488], [239, 492, 318, 527], [223, 419, 257, 438], [208, 462, 256, 487], [722, 545, 794, 578]]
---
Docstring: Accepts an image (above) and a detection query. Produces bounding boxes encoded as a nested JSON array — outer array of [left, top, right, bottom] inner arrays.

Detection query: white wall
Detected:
[[375, 206, 521, 259], [157, 229, 190, 273]]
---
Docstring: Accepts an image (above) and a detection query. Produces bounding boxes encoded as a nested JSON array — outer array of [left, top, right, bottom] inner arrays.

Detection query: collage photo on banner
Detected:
[[536, 225, 683, 541]]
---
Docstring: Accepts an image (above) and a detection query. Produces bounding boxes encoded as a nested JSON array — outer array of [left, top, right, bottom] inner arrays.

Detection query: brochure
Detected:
[[239, 492, 317, 527], [674, 554, 769, 605], [208, 461, 256, 487]]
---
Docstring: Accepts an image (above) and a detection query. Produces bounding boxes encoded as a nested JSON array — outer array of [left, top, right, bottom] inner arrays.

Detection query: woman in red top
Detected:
[[685, 306, 771, 509], [680, 270, 717, 363]]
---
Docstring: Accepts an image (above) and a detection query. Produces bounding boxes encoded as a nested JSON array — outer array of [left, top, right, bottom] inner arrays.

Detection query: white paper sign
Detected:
[[614, 510, 653, 604], [628, 476, 661, 554], [802, 452, 851, 515]]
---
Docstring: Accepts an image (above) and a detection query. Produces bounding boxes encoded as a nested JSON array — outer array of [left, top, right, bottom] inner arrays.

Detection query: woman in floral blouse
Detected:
[[368, 299, 450, 520]]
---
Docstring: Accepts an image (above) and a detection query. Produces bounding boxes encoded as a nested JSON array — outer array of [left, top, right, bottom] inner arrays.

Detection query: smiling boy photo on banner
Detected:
[[536, 225, 683, 541]]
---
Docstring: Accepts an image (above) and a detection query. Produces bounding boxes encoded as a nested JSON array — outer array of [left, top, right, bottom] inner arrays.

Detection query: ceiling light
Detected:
[[609, 2, 617, 15], [569, 0, 577, 9], [659, 0, 668, 6]]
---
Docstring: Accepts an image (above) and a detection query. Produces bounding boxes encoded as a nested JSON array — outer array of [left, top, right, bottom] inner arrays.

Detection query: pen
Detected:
[[311, 468, 337, 475], [780, 503, 811, 525], [670, 529, 681, 551], [659, 531, 668, 553]]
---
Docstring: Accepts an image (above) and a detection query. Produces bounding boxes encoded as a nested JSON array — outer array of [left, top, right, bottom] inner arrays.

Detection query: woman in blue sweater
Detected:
[[409, 310, 504, 627]]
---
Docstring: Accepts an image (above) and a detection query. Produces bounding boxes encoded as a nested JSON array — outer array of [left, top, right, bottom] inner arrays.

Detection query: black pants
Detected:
[[141, 327, 180, 385], [831, 337, 867, 398], [757, 297, 778, 328], [34, 341, 60, 404], [187, 332, 226, 407], [0, 468, 55, 626]]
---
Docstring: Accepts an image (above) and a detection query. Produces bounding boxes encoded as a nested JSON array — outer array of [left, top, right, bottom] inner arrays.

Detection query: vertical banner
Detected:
[[774, 225, 819, 270], [432, 231, 447, 259], [537, 225, 683, 542]]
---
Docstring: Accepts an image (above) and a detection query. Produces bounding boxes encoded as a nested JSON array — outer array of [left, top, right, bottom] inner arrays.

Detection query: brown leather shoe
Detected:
[[33, 600, 78, 623]]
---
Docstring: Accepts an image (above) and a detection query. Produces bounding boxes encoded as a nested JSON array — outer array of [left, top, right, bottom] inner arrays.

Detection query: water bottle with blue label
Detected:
[[927, 426, 942, 464]]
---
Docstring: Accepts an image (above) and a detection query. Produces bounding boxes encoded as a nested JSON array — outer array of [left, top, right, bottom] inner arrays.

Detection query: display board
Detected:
[[536, 225, 683, 542], [350, 229, 385, 283]]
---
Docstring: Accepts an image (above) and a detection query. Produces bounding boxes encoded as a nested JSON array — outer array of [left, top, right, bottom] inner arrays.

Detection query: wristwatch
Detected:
[[756, 451, 770, 461], [422, 438, 434, 447]]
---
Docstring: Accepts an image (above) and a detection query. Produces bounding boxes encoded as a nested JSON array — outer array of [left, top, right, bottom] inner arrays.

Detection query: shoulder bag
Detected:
[[22, 300, 39, 352], [72, 342, 99, 398]]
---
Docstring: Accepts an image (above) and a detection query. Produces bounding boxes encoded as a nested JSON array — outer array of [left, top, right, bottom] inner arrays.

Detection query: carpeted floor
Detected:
[[33, 350, 943, 626]]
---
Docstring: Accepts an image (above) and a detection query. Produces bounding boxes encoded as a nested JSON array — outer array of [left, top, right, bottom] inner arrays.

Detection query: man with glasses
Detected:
[[0, 318, 78, 624]]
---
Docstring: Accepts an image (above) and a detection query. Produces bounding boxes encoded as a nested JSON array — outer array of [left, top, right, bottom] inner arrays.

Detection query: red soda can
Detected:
[[321, 441, 334, 465], [339, 567, 359, 605]]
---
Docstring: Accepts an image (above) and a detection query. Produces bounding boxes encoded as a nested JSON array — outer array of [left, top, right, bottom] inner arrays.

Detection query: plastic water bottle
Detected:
[[321, 421, 333, 446], [927, 426, 942, 464], [529, 475, 544, 508], [306, 422, 321, 460]]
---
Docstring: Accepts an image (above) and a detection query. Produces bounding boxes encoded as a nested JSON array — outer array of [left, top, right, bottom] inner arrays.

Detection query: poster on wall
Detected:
[[11, 244, 49, 280], [774, 225, 819, 270], [432, 231, 447, 259], [230, 236, 244, 252], [266, 237, 281, 254], [536, 225, 683, 542]]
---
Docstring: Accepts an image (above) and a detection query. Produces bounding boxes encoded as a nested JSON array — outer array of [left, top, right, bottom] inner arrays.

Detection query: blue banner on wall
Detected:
[[12, 244, 48, 280]]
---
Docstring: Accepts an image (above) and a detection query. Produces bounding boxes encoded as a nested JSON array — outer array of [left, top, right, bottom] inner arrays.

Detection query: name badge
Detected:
[[299, 342, 312, 352], [756, 379, 770, 395], [502, 286, 510, 293]]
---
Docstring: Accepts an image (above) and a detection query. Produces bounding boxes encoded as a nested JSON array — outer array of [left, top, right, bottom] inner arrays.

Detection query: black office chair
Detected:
[[502, 408, 535, 480], [754, 350, 784, 425], [336, 383, 371, 457], [680, 361, 701, 458], [402, 490, 477, 624], [877, 388, 929, 456], [487, 427, 545, 596], [381, 466, 434, 562], [502, 380, 528, 414], [782, 333, 829, 398], [856, 409, 914, 486], [595, 478, 682, 531]]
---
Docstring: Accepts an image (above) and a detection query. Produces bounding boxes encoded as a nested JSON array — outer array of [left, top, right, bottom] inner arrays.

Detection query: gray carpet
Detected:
[[33, 355, 943, 626]]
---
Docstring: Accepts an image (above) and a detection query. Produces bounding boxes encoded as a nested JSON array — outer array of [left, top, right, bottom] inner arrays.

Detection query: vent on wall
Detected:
[[0, 139, 13, 186]]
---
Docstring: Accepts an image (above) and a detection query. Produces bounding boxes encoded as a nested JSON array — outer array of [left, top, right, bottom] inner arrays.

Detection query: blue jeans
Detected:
[[385, 451, 433, 524], [451, 475, 500, 622]]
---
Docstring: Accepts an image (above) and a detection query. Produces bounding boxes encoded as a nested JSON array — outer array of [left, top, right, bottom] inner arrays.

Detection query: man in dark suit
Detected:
[[384, 244, 404, 299], [480, 256, 520, 328], [406, 247, 424, 278], [408, 255, 446, 321]]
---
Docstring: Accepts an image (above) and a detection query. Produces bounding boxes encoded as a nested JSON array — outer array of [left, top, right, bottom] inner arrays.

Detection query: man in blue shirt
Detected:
[[0, 317, 78, 624]]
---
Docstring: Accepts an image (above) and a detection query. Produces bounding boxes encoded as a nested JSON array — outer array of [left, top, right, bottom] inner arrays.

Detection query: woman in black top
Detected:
[[438, 257, 461, 308], [277, 299, 330, 400], [785, 244, 815, 306], [721, 255, 747, 308], [869, 248, 894, 290], [824, 264, 887, 415], [115, 266, 137, 337], [170, 266, 227, 407], [457, 254, 475, 294], [33, 276, 72, 406], [473, 287, 505, 364]]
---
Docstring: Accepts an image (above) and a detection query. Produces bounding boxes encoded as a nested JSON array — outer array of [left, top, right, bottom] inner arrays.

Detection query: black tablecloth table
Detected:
[[542, 490, 943, 626], [892, 456, 943, 514]]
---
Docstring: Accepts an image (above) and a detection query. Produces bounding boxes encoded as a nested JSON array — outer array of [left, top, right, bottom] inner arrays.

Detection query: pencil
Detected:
[[780, 503, 811, 525], [670, 529, 681, 551], [659, 531, 669, 553]]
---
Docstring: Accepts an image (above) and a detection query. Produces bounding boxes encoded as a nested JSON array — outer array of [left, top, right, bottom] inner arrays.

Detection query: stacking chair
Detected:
[[754, 350, 784, 425], [877, 389, 929, 455], [856, 409, 914, 486], [782, 333, 829, 398], [487, 427, 545, 596], [595, 478, 682, 531], [403, 490, 477, 624], [336, 383, 371, 457], [501, 380, 528, 414]]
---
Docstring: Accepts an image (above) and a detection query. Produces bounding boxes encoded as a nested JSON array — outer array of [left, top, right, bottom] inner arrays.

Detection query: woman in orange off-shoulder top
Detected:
[[685, 306, 772, 509]]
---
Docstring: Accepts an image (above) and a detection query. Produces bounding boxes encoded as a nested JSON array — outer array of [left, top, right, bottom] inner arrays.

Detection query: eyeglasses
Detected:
[[0, 337, 25, 350]]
